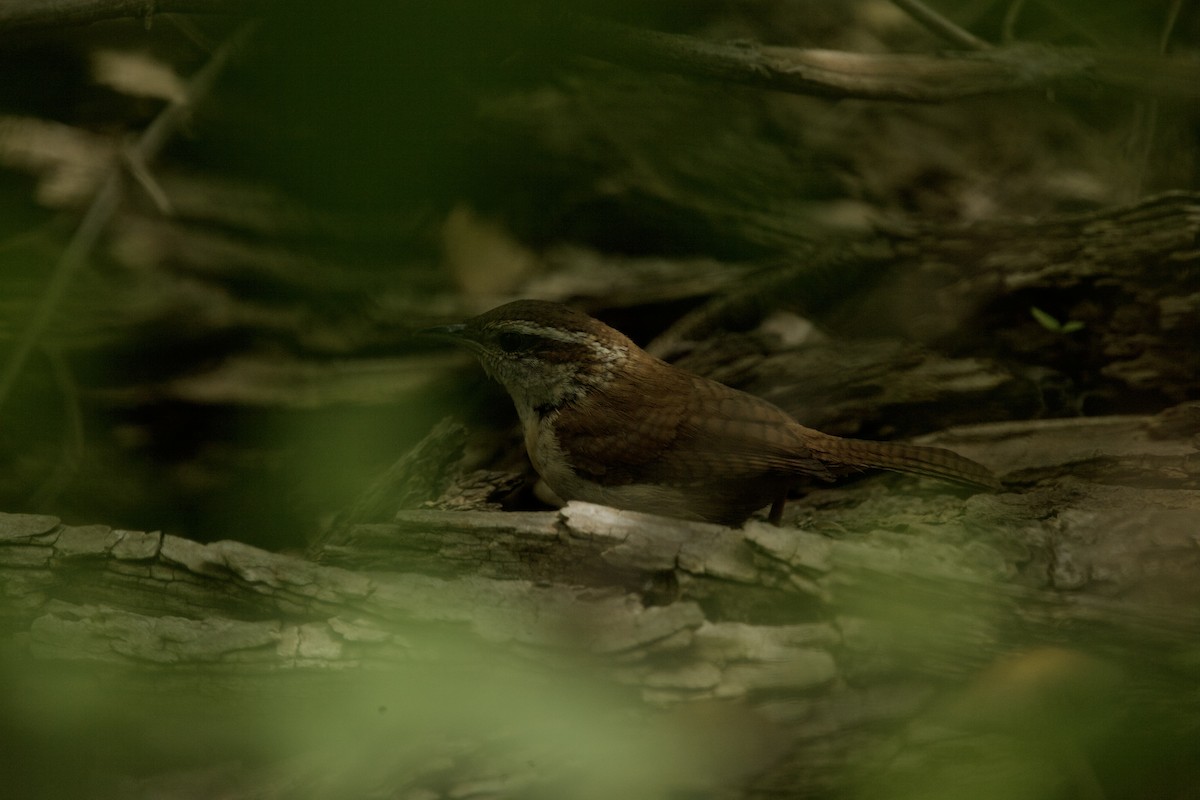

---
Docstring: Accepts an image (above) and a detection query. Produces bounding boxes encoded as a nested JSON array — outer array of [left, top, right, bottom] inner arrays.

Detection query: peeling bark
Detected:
[[4, 406, 1199, 796]]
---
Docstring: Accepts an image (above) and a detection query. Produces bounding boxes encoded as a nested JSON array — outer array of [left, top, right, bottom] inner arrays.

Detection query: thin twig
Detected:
[[1159, 0, 1184, 53], [1132, 0, 1185, 198], [123, 143, 175, 214], [166, 12, 217, 52], [28, 347, 85, 509], [1001, 0, 1028, 44], [890, 0, 992, 50], [0, 22, 257, 418]]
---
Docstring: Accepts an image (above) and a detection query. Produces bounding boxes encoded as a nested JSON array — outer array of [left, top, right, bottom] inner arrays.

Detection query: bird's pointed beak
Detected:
[[418, 322, 467, 340]]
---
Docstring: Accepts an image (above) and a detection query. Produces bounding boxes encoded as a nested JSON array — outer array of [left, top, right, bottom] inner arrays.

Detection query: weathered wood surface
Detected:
[[3, 407, 1198, 797]]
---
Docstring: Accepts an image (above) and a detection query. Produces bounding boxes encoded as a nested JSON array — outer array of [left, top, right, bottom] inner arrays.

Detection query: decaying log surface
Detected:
[[4, 406, 1198, 797]]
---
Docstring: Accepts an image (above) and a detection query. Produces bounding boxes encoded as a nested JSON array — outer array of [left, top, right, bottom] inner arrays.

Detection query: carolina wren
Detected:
[[425, 300, 998, 526]]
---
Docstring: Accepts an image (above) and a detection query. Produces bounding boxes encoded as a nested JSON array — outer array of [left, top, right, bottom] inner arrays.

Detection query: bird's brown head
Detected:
[[422, 300, 635, 415]]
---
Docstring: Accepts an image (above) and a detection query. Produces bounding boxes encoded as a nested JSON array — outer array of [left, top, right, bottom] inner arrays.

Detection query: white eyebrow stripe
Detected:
[[487, 321, 592, 346], [485, 319, 629, 376]]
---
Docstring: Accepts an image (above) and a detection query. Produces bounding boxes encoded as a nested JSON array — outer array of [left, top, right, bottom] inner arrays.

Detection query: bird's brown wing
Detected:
[[562, 359, 834, 487]]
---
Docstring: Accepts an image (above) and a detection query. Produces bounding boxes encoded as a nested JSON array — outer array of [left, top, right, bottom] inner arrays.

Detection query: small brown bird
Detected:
[[425, 300, 998, 526]]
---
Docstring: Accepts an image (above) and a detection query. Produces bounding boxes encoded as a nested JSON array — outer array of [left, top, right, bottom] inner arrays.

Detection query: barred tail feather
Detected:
[[809, 436, 1000, 491]]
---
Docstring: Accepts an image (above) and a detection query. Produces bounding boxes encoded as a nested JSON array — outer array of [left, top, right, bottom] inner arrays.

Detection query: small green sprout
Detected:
[[1030, 306, 1085, 333]]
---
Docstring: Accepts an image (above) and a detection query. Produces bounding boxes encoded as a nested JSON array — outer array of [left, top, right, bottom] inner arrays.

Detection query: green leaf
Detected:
[[1030, 306, 1062, 331]]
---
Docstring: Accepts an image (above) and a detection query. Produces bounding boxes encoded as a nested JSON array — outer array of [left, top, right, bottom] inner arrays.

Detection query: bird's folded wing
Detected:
[[563, 365, 834, 486]]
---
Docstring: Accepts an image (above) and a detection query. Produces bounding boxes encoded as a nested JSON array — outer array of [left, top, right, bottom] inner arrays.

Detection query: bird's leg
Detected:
[[768, 495, 787, 526]]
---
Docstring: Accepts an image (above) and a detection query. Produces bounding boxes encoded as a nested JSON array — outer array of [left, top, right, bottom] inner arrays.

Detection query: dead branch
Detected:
[[0, 0, 257, 33], [570, 16, 1200, 102]]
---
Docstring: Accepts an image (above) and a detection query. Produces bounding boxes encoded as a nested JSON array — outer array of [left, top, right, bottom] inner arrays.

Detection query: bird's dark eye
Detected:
[[496, 331, 541, 354]]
